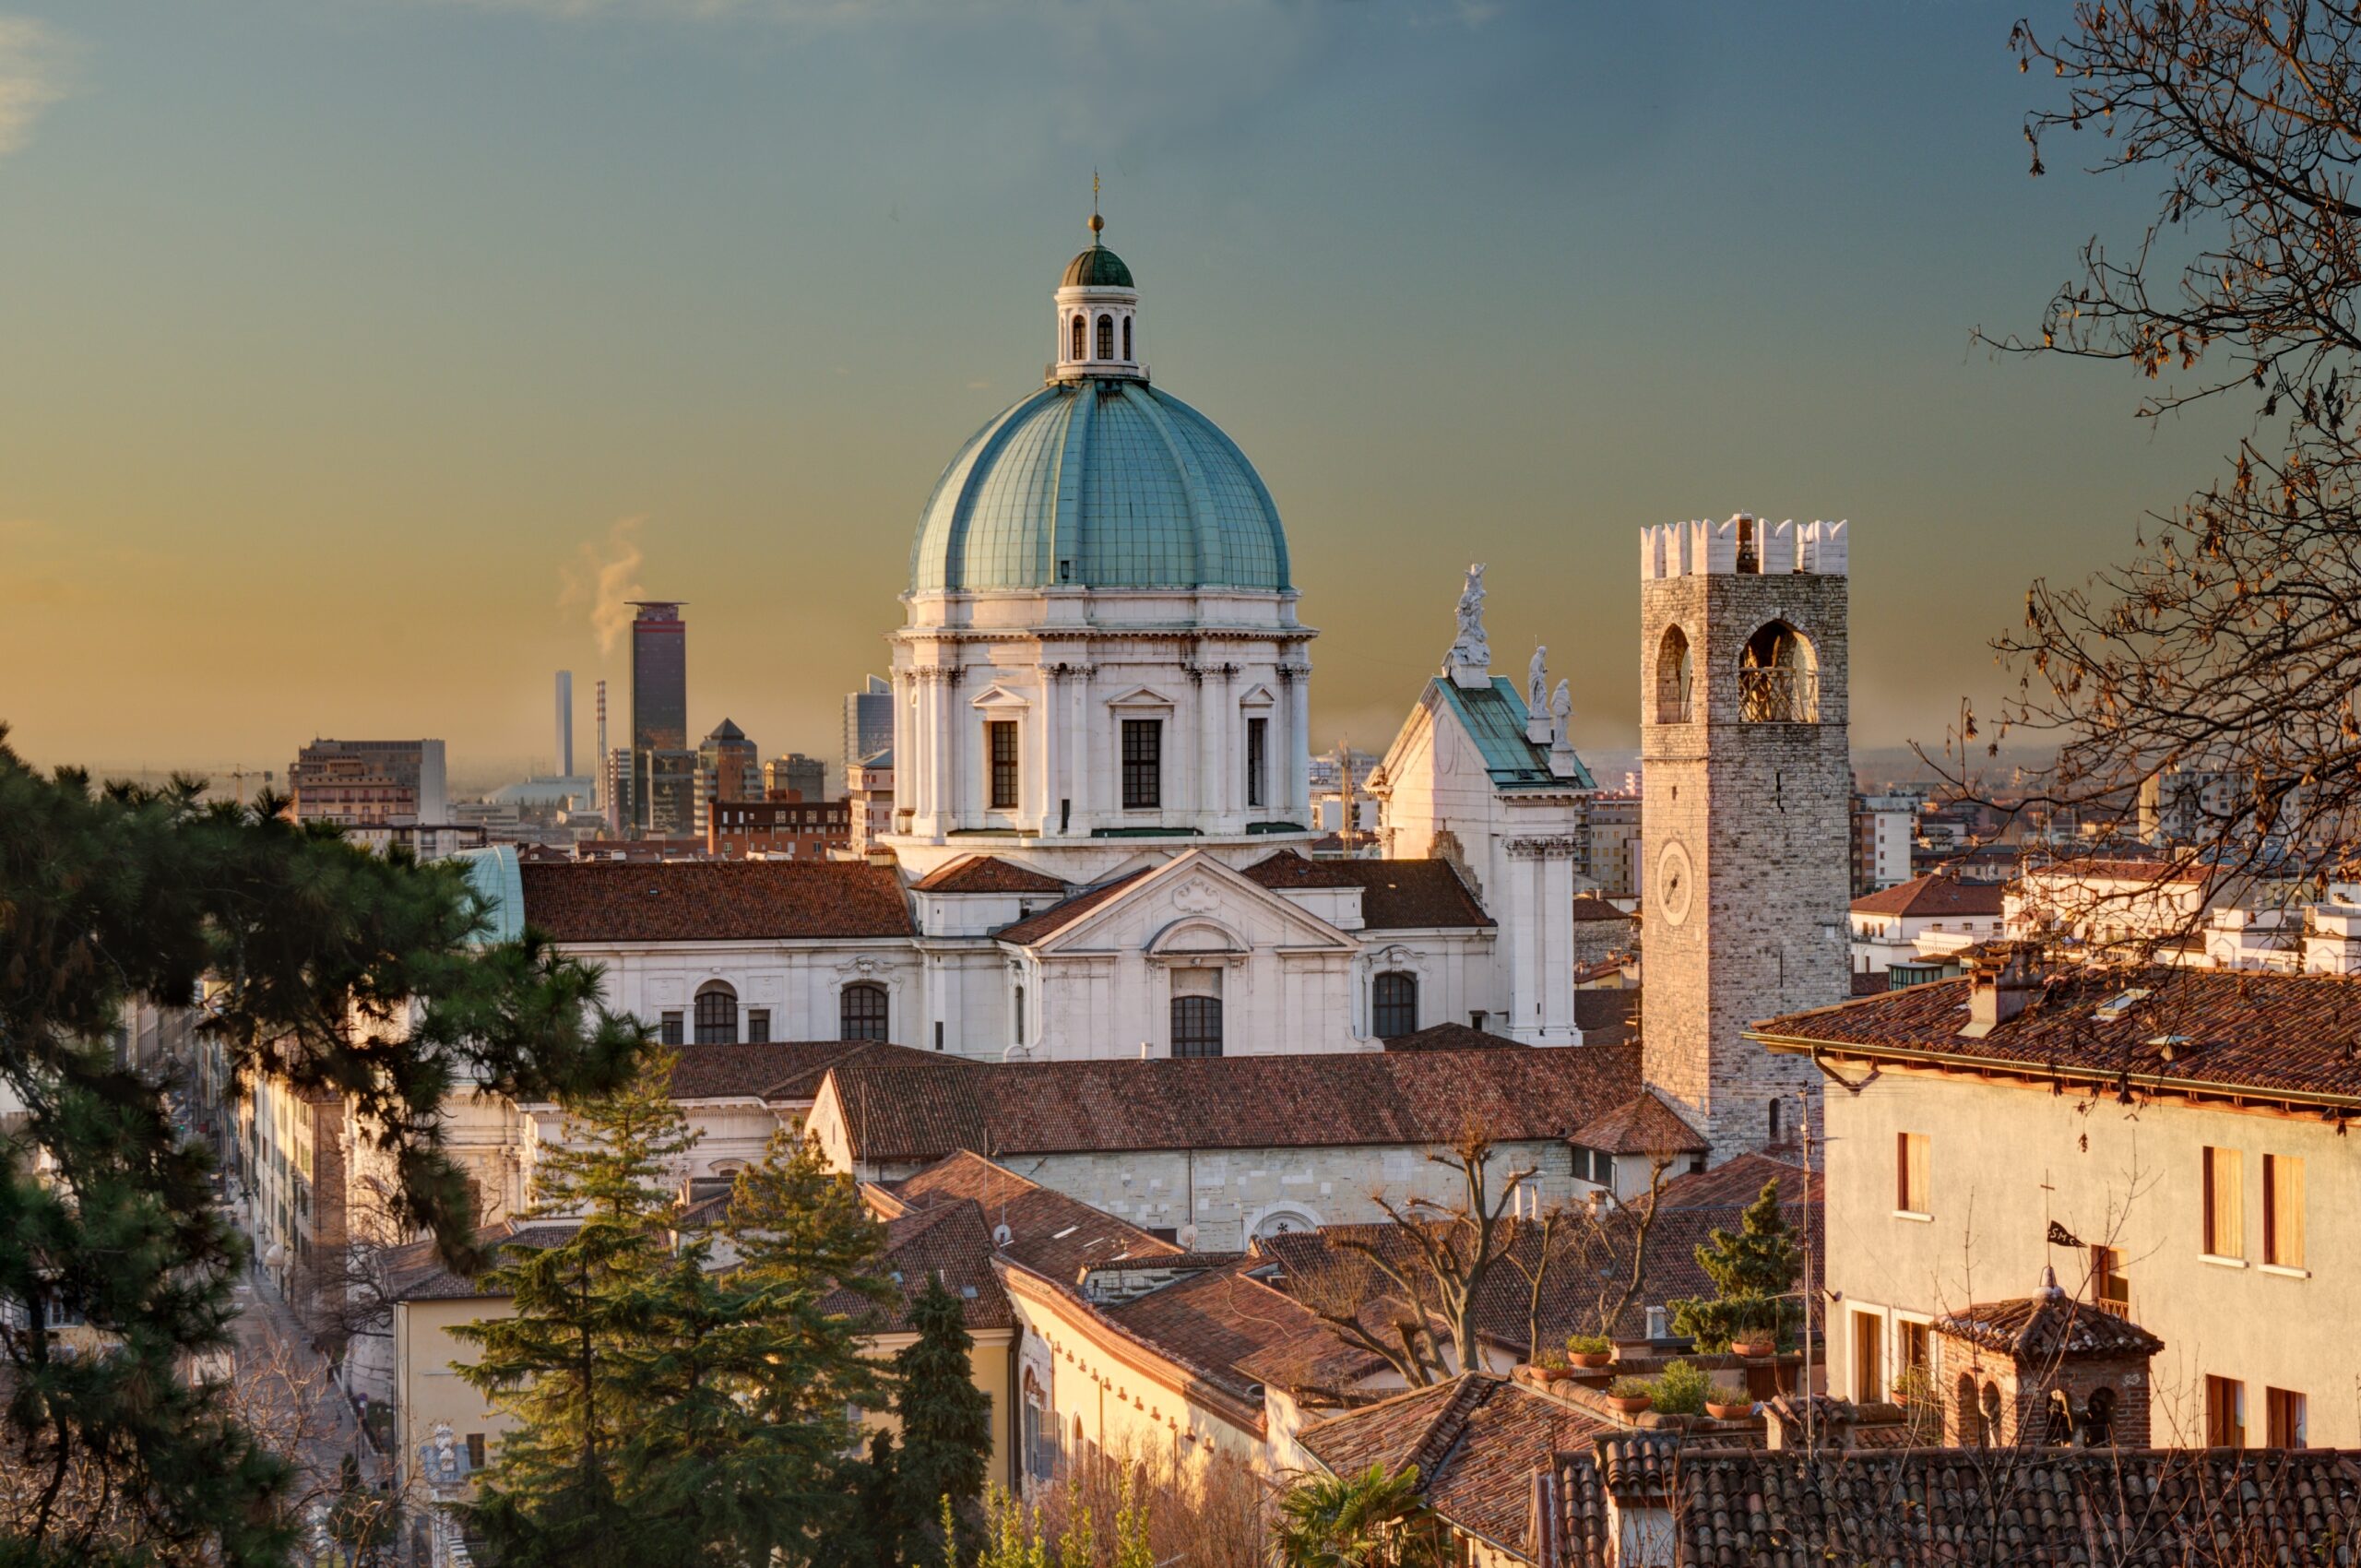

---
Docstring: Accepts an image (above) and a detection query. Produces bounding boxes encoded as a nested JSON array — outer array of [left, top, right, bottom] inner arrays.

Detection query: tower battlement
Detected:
[[1639, 515, 1848, 581]]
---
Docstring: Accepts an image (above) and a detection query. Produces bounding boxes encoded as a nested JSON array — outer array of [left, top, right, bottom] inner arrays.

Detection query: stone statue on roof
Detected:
[[1550, 679, 1573, 739], [1528, 645, 1548, 712], [1446, 564, 1492, 688]]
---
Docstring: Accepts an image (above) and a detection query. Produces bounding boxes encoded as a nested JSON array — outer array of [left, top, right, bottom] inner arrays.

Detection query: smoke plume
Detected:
[[561, 516, 647, 655]]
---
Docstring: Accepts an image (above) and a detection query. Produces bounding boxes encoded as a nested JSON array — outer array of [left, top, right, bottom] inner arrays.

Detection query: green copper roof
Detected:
[[1062, 245, 1134, 289], [1432, 678, 1597, 791], [910, 378, 1290, 593]]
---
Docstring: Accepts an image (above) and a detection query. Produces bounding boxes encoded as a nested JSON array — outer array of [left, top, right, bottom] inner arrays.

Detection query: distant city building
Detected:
[[629, 601, 688, 835], [765, 752, 828, 802], [554, 671, 574, 778], [1851, 791, 1916, 895], [603, 748, 633, 837], [693, 719, 762, 836], [286, 738, 448, 826], [843, 675, 892, 775], [706, 798, 851, 860], [1583, 790, 1642, 897], [843, 751, 894, 857]]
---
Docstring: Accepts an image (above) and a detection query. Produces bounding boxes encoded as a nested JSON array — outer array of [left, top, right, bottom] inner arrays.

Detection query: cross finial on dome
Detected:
[[1089, 169, 1103, 237]]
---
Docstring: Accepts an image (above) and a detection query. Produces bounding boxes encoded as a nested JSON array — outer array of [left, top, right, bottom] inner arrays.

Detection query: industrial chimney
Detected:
[[555, 671, 574, 778]]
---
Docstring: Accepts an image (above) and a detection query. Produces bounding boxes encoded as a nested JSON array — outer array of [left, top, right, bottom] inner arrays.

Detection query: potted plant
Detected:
[[1604, 1376, 1655, 1415], [1649, 1360, 1710, 1418], [1728, 1331, 1780, 1360], [1530, 1348, 1572, 1384], [1704, 1380, 1755, 1420], [1566, 1334, 1614, 1370]]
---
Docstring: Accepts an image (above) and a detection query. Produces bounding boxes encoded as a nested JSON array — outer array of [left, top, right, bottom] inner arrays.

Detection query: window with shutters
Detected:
[[2091, 1245, 2130, 1319], [2203, 1146, 2245, 1258], [2263, 1152, 2305, 1268], [988, 720, 1020, 811], [1895, 1132, 1930, 1216], [1121, 720, 1162, 810], [2206, 1375, 2246, 1447], [2268, 1387, 2308, 1447]]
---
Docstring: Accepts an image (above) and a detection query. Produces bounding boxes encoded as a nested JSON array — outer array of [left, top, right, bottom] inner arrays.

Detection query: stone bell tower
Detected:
[[1638, 515, 1852, 1157]]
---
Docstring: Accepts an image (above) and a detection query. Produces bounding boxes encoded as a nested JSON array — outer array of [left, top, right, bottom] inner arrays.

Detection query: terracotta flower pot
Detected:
[[1606, 1394, 1653, 1415], [1540, 1366, 1574, 1384], [1705, 1401, 1754, 1420], [1729, 1340, 1777, 1360], [1571, 1352, 1613, 1370]]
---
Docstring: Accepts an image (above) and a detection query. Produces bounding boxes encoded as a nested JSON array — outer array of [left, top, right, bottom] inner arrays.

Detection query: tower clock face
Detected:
[[1656, 838, 1695, 927]]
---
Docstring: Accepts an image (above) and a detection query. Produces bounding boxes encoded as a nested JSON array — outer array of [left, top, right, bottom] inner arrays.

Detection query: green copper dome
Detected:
[[1062, 245, 1134, 289], [910, 378, 1291, 594]]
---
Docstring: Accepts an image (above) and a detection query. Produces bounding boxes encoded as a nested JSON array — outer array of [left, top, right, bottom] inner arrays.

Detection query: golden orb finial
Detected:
[[1089, 169, 1102, 239]]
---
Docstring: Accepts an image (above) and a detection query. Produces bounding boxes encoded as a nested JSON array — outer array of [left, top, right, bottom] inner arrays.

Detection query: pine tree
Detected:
[[0, 736, 635, 1568], [893, 1272, 994, 1565], [1667, 1179, 1803, 1352]]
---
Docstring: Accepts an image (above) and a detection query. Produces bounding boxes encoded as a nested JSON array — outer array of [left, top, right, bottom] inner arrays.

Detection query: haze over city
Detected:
[[0, 0, 2245, 776]]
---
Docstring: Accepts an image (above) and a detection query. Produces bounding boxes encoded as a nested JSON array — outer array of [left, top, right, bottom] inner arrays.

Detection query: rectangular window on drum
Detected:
[[1246, 717, 1267, 808], [1121, 719, 1162, 810], [988, 720, 1019, 811]]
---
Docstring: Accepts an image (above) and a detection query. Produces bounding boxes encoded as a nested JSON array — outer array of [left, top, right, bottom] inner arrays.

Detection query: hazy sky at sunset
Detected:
[[0, 1, 2251, 785]]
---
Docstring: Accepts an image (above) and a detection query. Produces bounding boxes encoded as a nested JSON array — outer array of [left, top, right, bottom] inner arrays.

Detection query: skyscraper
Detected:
[[628, 602, 690, 835], [843, 674, 892, 772], [555, 670, 574, 778]]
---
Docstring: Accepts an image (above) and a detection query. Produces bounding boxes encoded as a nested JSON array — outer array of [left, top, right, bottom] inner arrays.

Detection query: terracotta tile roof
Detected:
[[820, 1198, 1014, 1334], [519, 860, 913, 942], [1244, 853, 1494, 930], [1567, 896, 1633, 924], [910, 855, 1067, 895], [665, 1039, 958, 1102], [991, 869, 1154, 944], [1104, 1260, 1377, 1405], [386, 1219, 580, 1302], [1656, 1153, 1821, 1208], [1572, 990, 1641, 1048], [1850, 970, 1890, 997], [1848, 874, 2008, 919], [1934, 1284, 2165, 1360], [1563, 1443, 2361, 1567], [889, 1149, 1179, 1278], [2023, 855, 2218, 885], [1750, 968, 2361, 1107], [824, 1044, 1643, 1163], [1382, 1022, 1521, 1052], [1300, 1374, 1608, 1558], [1571, 1091, 1707, 1155]]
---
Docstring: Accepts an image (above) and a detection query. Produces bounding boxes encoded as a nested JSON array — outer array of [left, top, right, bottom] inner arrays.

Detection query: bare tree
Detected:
[[1944, 2, 2361, 907]]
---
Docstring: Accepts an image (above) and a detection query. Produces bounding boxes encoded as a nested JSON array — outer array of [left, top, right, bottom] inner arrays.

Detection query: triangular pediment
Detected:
[[969, 683, 1032, 711], [1105, 685, 1177, 710], [1237, 683, 1277, 709], [1012, 849, 1356, 956]]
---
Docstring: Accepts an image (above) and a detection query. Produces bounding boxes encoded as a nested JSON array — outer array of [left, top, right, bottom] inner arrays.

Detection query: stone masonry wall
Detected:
[[1640, 558, 1852, 1157]]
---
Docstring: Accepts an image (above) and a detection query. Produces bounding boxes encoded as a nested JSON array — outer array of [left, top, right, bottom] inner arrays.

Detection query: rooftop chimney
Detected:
[[1961, 948, 2037, 1039]]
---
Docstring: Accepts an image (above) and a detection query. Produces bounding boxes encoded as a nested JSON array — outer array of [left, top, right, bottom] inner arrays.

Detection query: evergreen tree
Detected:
[[0, 736, 635, 1568], [892, 1272, 993, 1565], [1667, 1179, 1803, 1352]]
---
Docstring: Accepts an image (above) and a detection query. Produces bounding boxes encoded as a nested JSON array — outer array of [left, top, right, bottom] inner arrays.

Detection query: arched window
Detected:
[[1372, 972, 1418, 1039], [1980, 1382, 2005, 1442], [693, 980, 738, 1045], [1172, 994, 1223, 1058], [1097, 315, 1114, 361], [1655, 625, 1692, 724], [1738, 621, 1818, 723], [2082, 1385, 2118, 1447], [1071, 314, 1086, 360], [840, 982, 889, 1042], [2044, 1389, 2076, 1446], [1767, 1099, 1783, 1146], [1955, 1372, 1986, 1446], [1122, 316, 1133, 361]]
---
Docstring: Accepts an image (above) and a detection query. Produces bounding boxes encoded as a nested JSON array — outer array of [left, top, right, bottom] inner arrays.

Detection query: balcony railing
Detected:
[[1739, 666, 1818, 723]]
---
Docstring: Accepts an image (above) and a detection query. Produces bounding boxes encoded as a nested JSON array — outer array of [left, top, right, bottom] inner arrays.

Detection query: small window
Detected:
[[1145, 1226, 1178, 1244], [1956, 1372, 1987, 1446], [2206, 1375, 2247, 1447], [466, 1432, 487, 1470], [1850, 1310, 1882, 1404], [1654, 625, 1692, 724], [1071, 314, 1086, 360], [2264, 1152, 2304, 1268], [1097, 314, 1114, 360], [1738, 621, 1817, 723], [1767, 1099, 1782, 1146], [1172, 996, 1222, 1056], [1372, 972, 1418, 1039], [2268, 1386, 2308, 1448], [746, 1008, 770, 1045], [1122, 315, 1133, 361], [1245, 716, 1267, 809], [1013, 985, 1026, 1048], [2043, 1390, 2076, 1446], [659, 1012, 683, 1047], [2091, 1245, 2130, 1318], [840, 982, 888, 1042], [2083, 1386, 2118, 1446], [1895, 1132, 1930, 1215], [1121, 719, 1162, 810], [694, 981, 738, 1046], [988, 720, 1020, 812], [2203, 1146, 2245, 1258]]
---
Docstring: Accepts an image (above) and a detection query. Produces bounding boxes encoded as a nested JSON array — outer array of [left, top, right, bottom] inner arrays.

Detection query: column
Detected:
[[1287, 663, 1312, 824], [1037, 666, 1061, 836], [1196, 665, 1220, 834], [1068, 662, 1093, 834], [930, 671, 954, 835]]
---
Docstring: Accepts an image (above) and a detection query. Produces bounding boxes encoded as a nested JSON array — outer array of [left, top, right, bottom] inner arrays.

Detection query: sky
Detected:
[[0, 0, 2255, 789]]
